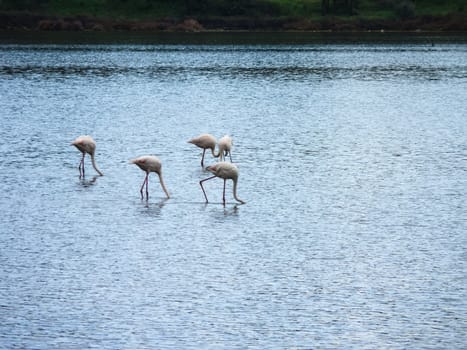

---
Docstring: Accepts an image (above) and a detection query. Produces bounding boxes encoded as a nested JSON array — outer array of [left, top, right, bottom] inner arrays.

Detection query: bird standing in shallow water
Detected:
[[130, 155, 170, 200], [217, 135, 233, 162], [71, 135, 103, 178], [200, 162, 245, 205], [188, 133, 218, 167]]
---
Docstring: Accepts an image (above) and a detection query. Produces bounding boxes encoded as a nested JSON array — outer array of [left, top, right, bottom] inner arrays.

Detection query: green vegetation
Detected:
[[0, 0, 465, 30], [1, 0, 465, 19]]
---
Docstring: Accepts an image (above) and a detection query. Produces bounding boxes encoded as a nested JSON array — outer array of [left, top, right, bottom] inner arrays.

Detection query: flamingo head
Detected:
[[129, 158, 146, 165], [205, 164, 218, 174]]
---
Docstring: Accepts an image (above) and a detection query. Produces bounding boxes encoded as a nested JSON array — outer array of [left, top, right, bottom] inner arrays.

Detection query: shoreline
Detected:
[[1, 12, 466, 33]]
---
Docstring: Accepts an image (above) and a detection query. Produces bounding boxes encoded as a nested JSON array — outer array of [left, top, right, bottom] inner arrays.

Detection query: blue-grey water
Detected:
[[0, 32, 466, 349]]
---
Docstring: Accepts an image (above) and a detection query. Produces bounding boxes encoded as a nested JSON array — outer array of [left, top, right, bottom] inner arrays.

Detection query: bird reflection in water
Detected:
[[141, 197, 168, 216], [223, 205, 240, 216], [79, 175, 99, 187]]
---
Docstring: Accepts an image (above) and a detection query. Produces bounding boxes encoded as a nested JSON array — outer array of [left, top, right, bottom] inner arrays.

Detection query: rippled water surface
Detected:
[[0, 32, 466, 349]]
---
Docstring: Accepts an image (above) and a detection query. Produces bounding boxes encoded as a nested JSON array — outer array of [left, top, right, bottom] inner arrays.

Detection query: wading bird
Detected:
[[200, 162, 245, 205], [130, 155, 170, 200], [188, 133, 218, 166], [71, 135, 103, 177], [217, 135, 233, 162]]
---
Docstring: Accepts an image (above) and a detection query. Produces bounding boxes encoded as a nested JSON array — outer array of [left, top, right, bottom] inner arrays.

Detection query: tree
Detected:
[[322, 0, 358, 16], [322, 0, 330, 15]]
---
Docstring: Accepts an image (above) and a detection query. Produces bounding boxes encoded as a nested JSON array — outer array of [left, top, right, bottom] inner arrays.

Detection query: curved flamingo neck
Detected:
[[216, 144, 226, 160], [232, 177, 245, 204], [157, 171, 170, 198], [211, 146, 219, 158], [90, 154, 104, 176]]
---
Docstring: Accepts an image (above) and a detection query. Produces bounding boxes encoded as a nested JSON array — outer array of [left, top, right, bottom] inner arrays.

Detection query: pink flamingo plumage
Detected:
[[217, 135, 233, 162], [130, 155, 170, 200], [200, 162, 245, 205], [71, 135, 103, 178], [188, 133, 218, 166]]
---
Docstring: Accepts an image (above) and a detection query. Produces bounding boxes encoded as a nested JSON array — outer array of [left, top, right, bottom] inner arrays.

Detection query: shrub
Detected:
[[394, 0, 416, 19]]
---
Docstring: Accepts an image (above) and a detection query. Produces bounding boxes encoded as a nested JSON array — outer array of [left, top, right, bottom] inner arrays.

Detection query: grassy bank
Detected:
[[0, 0, 466, 31]]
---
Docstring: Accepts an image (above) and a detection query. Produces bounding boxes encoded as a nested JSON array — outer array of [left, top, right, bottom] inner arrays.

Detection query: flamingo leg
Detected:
[[200, 175, 216, 203], [146, 173, 149, 200], [79, 153, 85, 178], [140, 173, 149, 200], [223, 179, 226, 205], [201, 149, 206, 166]]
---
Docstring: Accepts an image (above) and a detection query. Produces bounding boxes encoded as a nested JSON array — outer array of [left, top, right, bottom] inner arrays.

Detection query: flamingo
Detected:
[[71, 135, 103, 177], [200, 162, 245, 205], [188, 133, 218, 166], [217, 135, 233, 162], [130, 155, 170, 200]]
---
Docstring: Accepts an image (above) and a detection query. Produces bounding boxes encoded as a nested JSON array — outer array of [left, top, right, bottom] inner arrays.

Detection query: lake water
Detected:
[[0, 32, 466, 349]]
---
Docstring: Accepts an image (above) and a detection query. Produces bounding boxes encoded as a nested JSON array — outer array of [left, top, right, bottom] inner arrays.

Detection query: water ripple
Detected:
[[1, 64, 465, 81], [0, 38, 466, 350]]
